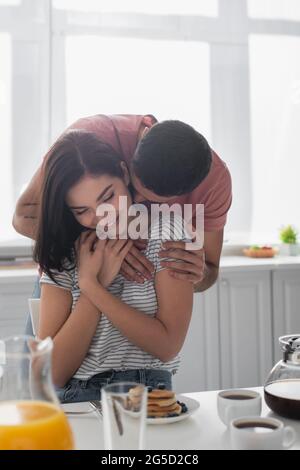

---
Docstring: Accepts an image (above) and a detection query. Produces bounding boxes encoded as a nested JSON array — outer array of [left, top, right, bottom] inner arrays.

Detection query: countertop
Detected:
[[0, 256, 300, 279], [66, 387, 300, 450], [219, 255, 300, 272]]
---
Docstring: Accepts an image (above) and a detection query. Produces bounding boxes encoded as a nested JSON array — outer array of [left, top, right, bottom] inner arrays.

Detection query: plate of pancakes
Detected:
[[145, 388, 200, 424]]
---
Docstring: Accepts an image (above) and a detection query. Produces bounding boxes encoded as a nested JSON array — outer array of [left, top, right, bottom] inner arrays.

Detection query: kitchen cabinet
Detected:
[[173, 284, 220, 393], [218, 270, 273, 389], [175, 257, 300, 393], [272, 269, 300, 362], [0, 270, 36, 338]]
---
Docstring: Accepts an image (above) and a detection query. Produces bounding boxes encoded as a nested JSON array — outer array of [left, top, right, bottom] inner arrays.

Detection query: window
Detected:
[[0, 33, 12, 241], [65, 36, 211, 139], [0, 0, 49, 245], [1, 0, 300, 251], [249, 34, 300, 241]]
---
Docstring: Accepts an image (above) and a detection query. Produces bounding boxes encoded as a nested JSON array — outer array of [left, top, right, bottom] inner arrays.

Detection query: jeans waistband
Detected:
[[75, 368, 172, 388]]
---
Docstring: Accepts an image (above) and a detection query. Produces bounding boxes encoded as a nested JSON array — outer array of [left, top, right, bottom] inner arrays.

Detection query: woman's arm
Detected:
[[80, 271, 193, 363], [39, 284, 101, 387]]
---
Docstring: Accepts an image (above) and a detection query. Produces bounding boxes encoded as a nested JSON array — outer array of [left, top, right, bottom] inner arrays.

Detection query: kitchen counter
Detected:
[[0, 256, 299, 279], [220, 255, 300, 272], [67, 387, 300, 450], [0, 267, 37, 280]]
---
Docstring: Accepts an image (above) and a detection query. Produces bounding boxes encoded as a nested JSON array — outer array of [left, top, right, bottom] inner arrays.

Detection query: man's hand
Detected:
[[120, 241, 154, 283], [159, 241, 205, 284]]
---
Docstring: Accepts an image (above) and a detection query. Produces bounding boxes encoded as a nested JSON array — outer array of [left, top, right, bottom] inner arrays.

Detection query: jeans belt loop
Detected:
[[109, 369, 115, 383], [139, 369, 146, 384], [79, 379, 88, 389]]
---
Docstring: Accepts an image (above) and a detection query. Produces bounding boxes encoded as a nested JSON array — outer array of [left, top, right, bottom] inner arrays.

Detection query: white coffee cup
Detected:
[[230, 416, 296, 450], [217, 389, 261, 426]]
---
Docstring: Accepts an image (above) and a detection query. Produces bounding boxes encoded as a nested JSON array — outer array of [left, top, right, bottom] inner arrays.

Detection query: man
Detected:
[[13, 114, 232, 294]]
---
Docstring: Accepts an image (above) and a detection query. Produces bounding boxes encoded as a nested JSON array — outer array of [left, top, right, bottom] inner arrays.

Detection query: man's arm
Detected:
[[13, 120, 77, 240], [12, 161, 45, 240], [194, 229, 223, 292], [12, 114, 116, 240], [158, 229, 224, 293]]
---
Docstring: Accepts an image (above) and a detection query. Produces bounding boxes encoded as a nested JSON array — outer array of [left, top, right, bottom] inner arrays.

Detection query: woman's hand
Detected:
[[76, 231, 133, 289], [76, 231, 106, 288], [98, 238, 133, 287]]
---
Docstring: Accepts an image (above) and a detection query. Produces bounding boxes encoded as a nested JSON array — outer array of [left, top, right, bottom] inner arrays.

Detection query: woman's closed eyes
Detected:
[[102, 191, 114, 203], [72, 191, 115, 216]]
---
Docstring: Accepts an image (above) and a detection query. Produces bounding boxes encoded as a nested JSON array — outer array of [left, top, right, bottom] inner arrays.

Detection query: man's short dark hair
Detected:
[[132, 120, 212, 197]]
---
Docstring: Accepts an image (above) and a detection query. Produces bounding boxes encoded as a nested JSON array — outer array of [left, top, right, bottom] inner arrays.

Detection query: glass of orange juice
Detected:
[[0, 335, 74, 450]]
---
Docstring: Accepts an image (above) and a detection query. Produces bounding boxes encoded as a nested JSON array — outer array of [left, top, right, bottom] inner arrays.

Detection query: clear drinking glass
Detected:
[[102, 382, 147, 450], [0, 335, 74, 450]]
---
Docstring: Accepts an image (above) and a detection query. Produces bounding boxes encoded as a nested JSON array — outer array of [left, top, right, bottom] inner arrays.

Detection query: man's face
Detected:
[[130, 169, 177, 205]]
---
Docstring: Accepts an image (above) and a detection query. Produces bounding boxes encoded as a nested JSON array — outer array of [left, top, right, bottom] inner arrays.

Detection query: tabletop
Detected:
[[66, 387, 300, 450]]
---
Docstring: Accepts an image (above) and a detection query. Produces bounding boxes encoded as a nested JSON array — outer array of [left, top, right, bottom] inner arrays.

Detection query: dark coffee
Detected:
[[235, 422, 278, 432], [223, 394, 256, 400], [264, 380, 300, 420]]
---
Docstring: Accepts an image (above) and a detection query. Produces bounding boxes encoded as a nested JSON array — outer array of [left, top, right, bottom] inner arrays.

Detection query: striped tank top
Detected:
[[40, 215, 190, 380]]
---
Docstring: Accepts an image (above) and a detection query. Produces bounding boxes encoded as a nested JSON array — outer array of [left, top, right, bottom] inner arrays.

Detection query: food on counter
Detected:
[[243, 245, 277, 258], [128, 385, 188, 418], [148, 387, 188, 418]]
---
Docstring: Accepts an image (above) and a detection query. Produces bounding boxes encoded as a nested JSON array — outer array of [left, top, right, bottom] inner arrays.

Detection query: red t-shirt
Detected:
[[66, 114, 232, 232]]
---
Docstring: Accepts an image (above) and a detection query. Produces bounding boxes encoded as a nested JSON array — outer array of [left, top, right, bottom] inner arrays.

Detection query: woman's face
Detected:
[[65, 167, 132, 236]]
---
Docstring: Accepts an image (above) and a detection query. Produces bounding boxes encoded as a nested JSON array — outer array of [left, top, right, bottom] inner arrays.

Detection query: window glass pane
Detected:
[[249, 34, 300, 241], [53, 0, 218, 17], [248, 0, 300, 21], [65, 36, 211, 139], [0, 33, 13, 241]]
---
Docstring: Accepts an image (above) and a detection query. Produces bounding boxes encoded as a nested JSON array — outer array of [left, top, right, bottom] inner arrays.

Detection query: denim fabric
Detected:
[[56, 369, 172, 403], [25, 276, 41, 337]]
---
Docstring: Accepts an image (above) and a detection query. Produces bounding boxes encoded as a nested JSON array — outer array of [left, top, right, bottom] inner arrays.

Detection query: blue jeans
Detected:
[[56, 369, 173, 403]]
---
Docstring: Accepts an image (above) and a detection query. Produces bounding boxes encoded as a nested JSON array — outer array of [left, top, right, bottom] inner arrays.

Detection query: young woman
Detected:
[[35, 129, 193, 402]]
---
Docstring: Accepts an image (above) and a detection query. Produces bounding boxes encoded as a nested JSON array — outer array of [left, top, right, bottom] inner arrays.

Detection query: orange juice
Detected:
[[0, 401, 74, 450]]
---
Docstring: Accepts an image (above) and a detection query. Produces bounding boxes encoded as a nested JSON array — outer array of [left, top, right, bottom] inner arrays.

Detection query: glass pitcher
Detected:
[[264, 334, 300, 420], [0, 335, 74, 449]]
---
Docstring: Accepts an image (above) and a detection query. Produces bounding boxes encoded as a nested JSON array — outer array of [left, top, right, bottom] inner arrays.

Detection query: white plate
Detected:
[[61, 402, 95, 415], [61, 395, 200, 424], [146, 395, 200, 425]]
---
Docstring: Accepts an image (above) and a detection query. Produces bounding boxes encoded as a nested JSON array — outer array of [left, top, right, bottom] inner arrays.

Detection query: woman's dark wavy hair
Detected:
[[34, 129, 124, 282]]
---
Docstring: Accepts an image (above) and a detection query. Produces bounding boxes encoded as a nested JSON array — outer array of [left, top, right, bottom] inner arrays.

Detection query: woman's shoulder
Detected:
[[145, 213, 191, 265], [149, 213, 190, 242], [40, 256, 77, 290]]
